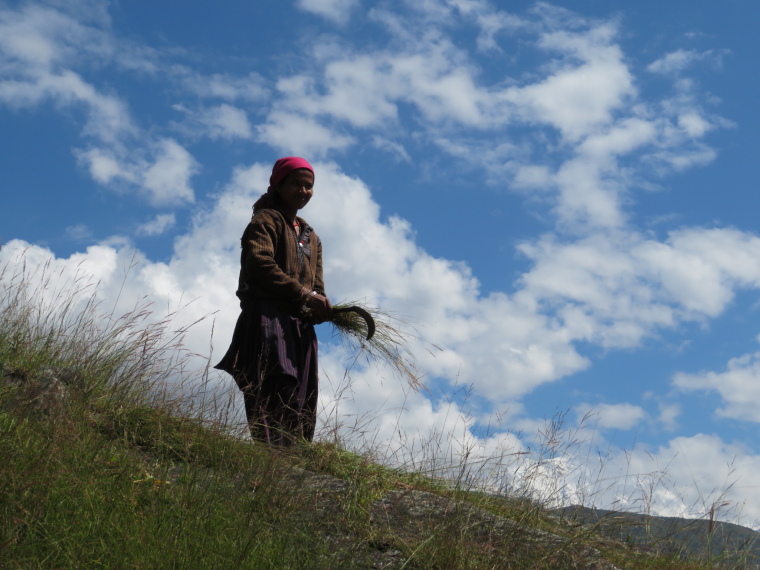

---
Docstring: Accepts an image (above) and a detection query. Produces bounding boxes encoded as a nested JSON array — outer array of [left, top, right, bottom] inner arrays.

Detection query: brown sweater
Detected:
[[236, 207, 325, 313]]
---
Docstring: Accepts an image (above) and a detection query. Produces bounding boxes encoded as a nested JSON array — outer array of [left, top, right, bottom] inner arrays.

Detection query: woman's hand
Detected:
[[302, 289, 332, 323]]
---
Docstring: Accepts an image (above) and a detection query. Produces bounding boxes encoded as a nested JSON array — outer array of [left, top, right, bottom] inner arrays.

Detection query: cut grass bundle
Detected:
[[327, 301, 423, 391]]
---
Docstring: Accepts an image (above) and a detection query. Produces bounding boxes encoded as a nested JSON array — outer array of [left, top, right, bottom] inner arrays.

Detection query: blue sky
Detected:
[[2, 0, 760, 524]]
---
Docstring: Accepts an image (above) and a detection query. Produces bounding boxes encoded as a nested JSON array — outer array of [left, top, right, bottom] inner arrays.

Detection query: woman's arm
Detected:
[[241, 217, 304, 303], [304, 235, 331, 321], [313, 235, 325, 295]]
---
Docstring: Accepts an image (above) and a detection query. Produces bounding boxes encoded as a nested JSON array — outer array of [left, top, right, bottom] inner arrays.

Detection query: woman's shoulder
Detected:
[[241, 209, 285, 242], [250, 208, 286, 227]]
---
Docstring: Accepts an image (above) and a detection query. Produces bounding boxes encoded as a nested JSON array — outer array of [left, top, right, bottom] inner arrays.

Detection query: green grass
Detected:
[[0, 260, 755, 569]]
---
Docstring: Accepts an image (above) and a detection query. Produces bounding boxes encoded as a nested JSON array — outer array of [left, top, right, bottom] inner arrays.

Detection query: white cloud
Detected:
[[268, 39, 493, 131], [371, 136, 412, 162], [179, 71, 269, 102], [577, 117, 657, 158], [551, 156, 627, 228], [285, 163, 593, 399], [256, 111, 355, 157], [518, 233, 671, 348], [648, 49, 716, 75], [136, 213, 176, 237], [78, 138, 198, 206], [445, 0, 526, 52], [82, 149, 131, 184], [481, 429, 760, 527], [639, 228, 760, 314], [1, 0, 725, 232], [0, 66, 135, 143], [511, 164, 552, 190], [202, 104, 252, 139], [678, 112, 712, 138], [270, 64, 398, 129], [658, 403, 681, 431], [505, 24, 635, 142], [674, 352, 760, 423], [0, 157, 589, 417], [0, 2, 111, 68], [517, 227, 760, 349], [296, 0, 359, 25], [600, 434, 759, 524], [173, 103, 252, 140], [65, 224, 92, 242], [576, 402, 647, 431]]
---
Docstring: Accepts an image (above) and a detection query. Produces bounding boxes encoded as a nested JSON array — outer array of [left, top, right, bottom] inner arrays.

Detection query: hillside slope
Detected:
[[1, 270, 757, 569], [6, 362, 760, 568]]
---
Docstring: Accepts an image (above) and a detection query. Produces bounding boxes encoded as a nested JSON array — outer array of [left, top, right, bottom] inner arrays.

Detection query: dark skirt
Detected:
[[214, 299, 319, 446]]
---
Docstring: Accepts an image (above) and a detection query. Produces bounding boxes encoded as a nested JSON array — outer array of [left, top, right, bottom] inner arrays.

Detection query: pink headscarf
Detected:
[[268, 157, 314, 192], [253, 156, 315, 213]]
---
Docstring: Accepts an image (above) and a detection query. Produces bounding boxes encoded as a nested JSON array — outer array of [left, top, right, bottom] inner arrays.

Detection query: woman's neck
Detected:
[[281, 208, 298, 223]]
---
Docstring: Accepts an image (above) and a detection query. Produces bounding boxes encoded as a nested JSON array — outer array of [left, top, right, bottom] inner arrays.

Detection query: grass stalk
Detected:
[[327, 300, 424, 391]]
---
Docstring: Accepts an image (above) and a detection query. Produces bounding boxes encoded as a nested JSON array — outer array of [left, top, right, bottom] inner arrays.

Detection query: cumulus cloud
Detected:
[[296, 0, 360, 24], [516, 227, 760, 349], [0, 65, 135, 143], [65, 224, 93, 242], [658, 403, 681, 431], [576, 402, 647, 430], [2, 160, 535, 466], [674, 352, 760, 423], [0, 2, 110, 68], [648, 49, 721, 75], [136, 213, 177, 237], [0, 157, 587, 427], [506, 24, 635, 142], [256, 111, 355, 157], [371, 136, 412, 162], [142, 139, 198, 205], [178, 71, 269, 102], [173, 104, 253, 140], [600, 434, 759, 524], [488, 428, 760, 527], [78, 138, 198, 206], [446, 0, 526, 52]]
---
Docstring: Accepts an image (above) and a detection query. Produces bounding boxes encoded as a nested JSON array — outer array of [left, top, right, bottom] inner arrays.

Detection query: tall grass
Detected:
[[1, 254, 756, 568], [0, 256, 192, 408]]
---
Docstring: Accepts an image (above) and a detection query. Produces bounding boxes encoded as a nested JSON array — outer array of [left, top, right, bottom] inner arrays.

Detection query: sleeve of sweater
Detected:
[[313, 235, 325, 296], [241, 214, 304, 302]]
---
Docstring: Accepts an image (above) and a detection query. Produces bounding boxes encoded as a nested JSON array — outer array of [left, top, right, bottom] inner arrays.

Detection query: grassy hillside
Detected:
[[1, 266, 757, 569]]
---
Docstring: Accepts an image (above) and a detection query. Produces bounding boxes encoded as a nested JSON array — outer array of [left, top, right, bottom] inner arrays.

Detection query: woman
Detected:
[[215, 157, 332, 446]]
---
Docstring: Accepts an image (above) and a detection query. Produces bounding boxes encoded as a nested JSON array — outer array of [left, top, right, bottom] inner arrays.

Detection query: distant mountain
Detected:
[[553, 505, 760, 567]]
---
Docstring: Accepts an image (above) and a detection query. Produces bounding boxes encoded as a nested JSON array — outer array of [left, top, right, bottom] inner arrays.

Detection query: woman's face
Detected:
[[278, 169, 314, 213]]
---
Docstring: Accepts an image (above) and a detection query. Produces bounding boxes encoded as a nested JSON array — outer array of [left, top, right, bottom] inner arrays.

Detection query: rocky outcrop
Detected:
[[0, 363, 80, 415], [278, 466, 622, 569]]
